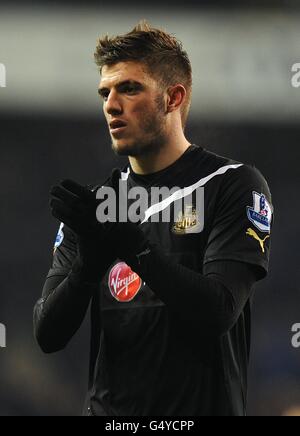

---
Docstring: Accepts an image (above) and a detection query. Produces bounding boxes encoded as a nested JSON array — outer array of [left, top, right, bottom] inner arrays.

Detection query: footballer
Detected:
[[34, 21, 273, 416]]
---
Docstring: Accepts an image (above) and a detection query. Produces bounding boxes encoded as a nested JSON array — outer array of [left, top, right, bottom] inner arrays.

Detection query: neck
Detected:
[[129, 133, 191, 175]]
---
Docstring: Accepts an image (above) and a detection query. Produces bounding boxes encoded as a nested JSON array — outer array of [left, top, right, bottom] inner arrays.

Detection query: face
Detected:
[[98, 61, 168, 157]]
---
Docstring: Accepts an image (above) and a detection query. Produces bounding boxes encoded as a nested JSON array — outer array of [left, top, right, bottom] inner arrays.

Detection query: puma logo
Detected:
[[246, 228, 270, 253]]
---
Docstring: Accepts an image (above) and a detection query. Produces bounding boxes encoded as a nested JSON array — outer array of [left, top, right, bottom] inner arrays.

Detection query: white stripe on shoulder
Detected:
[[121, 167, 130, 181], [141, 163, 243, 224], [92, 167, 130, 191]]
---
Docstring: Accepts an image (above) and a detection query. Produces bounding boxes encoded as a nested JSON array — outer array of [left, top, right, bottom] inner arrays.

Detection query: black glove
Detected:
[[104, 168, 150, 267], [50, 179, 115, 281]]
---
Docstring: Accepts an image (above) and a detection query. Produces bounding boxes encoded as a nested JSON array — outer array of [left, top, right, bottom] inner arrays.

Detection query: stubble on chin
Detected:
[[111, 140, 140, 157], [111, 133, 166, 158]]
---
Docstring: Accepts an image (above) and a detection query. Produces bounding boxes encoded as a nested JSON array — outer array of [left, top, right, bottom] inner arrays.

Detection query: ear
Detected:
[[166, 84, 186, 114]]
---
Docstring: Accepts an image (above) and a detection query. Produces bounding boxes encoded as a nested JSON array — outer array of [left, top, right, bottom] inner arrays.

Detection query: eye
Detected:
[[101, 91, 109, 101], [124, 85, 139, 94]]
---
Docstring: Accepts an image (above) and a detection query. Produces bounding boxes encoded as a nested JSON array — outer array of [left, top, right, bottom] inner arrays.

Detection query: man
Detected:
[[34, 21, 273, 416]]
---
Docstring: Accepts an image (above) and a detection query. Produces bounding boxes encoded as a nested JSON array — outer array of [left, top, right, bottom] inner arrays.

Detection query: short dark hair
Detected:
[[94, 20, 192, 128]]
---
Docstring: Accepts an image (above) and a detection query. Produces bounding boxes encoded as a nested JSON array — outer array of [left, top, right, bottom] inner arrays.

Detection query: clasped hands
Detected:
[[50, 169, 149, 277]]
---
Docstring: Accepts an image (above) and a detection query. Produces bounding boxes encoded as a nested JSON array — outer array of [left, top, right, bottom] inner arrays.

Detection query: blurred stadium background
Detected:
[[0, 0, 300, 416]]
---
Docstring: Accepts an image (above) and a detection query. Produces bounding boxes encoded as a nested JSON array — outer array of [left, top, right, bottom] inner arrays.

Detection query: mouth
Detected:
[[109, 119, 127, 135]]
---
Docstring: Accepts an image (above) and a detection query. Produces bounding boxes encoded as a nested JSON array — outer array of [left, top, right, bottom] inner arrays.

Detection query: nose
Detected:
[[105, 89, 123, 116]]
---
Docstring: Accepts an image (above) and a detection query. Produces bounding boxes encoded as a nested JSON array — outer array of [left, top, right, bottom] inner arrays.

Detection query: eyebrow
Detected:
[[98, 80, 144, 95]]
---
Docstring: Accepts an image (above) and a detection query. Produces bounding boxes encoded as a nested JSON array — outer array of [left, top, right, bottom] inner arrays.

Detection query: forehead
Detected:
[[99, 61, 154, 88]]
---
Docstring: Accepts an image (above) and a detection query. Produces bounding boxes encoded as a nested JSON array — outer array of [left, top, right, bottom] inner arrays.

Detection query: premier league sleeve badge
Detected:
[[247, 192, 272, 233]]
